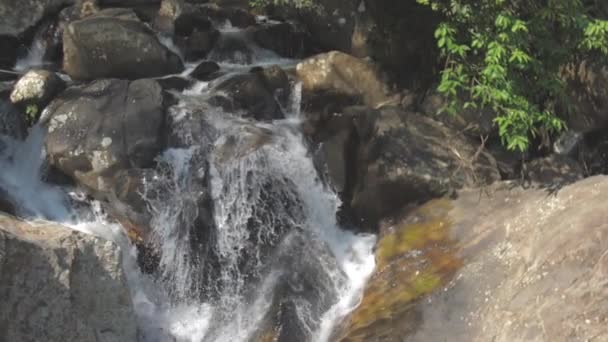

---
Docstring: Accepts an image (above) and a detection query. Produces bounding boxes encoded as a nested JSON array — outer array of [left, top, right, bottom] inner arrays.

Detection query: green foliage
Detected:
[[418, 0, 608, 151], [25, 104, 38, 125]]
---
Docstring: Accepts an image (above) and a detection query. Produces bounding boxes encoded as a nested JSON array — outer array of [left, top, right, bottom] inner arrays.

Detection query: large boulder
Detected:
[[0, 214, 137, 342], [335, 175, 608, 341], [43, 78, 165, 195], [296, 51, 396, 109], [321, 106, 500, 229], [62, 13, 183, 80]]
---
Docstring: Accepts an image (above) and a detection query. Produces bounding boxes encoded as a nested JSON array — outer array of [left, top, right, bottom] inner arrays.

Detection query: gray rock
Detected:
[[10, 69, 66, 109], [63, 14, 183, 80], [0, 214, 137, 342], [44, 78, 165, 194], [337, 175, 608, 341]]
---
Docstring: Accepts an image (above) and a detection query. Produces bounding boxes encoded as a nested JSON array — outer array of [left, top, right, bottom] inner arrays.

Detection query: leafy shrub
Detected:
[[418, 0, 608, 151]]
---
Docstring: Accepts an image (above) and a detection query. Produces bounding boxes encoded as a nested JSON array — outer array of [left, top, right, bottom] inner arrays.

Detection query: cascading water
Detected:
[[0, 26, 376, 342]]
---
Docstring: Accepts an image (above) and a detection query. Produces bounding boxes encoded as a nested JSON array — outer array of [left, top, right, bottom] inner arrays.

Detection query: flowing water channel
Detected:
[[0, 26, 376, 342]]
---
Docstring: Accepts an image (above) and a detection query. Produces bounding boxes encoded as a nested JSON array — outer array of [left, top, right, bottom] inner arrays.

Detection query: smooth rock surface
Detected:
[[0, 214, 137, 342], [63, 13, 183, 80], [337, 176, 608, 341], [296, 51, 394, 108]]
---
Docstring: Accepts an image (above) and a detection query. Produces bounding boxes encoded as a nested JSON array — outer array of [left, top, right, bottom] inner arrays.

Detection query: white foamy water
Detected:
[[0, 37, 377, 342]]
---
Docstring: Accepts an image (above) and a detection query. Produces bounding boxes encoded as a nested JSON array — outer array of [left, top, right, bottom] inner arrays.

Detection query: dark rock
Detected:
[[43, 78, 166, 195], [0, 0, 70, 67], [523, 154, 584, 188], [0, 189, 16, 216], [175, 27, 220, 62], [174, 10, 213, 36], [156, 76, 194, 91], [208, 31, 253, 64], [199, 3, 255, 28], [420, 90, 497, 139], [296, 51, 396, 109], [266, 0, 440, 88], [560, 60, 608, 133], [10, 70, 66, 111], [251, 232, 343, 342], [0, 100, 27, 140], [251, 21, 312, 58], [212, 65, 290, 120], [189, 60, 220, 81], [315, 106, 500, 230], [62, 14, 184, 80]]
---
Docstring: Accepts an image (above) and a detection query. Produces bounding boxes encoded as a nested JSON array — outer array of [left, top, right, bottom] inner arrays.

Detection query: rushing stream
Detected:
[[0, 25, 376, 342]]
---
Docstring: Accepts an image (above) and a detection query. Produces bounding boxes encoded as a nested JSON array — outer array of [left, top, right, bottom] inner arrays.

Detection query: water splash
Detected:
[[0, 43, 376, 342]]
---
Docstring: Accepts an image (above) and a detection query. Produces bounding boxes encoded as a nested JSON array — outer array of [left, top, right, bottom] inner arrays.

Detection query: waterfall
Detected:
[[0, 27, 376, 342]]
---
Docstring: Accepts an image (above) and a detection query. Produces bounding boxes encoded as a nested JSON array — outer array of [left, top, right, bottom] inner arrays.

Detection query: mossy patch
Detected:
[[336, 199, 462, 341]]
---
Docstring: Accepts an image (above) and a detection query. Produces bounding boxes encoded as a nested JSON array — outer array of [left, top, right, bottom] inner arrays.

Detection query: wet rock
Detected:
[[336, 175, 608, 341], [212, 65, 290, 120], [334, 199, 460, 341], [43, 78, 165, 195], [107, 168, 159, 239], [0, 100, 27, 140], [208, 31, 254, 64], [10, 69, 66, 110], [174, 11, 219, 62], [313, 106, 365, 196], [0, 214, 137, 342], [190, 60, 221, 81], [156, 76, 194, 91], [199, 3, 256, 28], [251, 232, 344, 342], [296, 51, 395, 109], [63, 13, 184, 80], [348, 106, 500, 229], [251, 21, 312, 58]]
